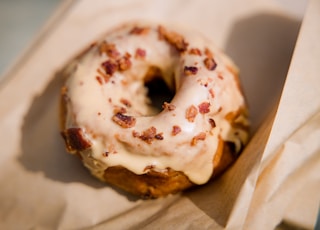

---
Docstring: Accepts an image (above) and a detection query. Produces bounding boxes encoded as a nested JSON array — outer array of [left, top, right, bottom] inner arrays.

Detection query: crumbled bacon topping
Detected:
[[99, 41, 120, 58], [218, 75, 224, 80], [113, 106, 127, 114], [132, 130, 140, 137], [172, 125, 181, 136], [97, 68, 111, 83], [185, 105, 198, 122], [101, 52, 132, 77], [120, 98, 132, 107], [101, 59, 118, 76], [118, 53, 132, 71], [162, 102, 176, 111], [191, 132, 206, 146], [135, 48, 146, 59], [61, 128, 91, 151], [184, 66, 198, 76], [204, 58, 217, 71], [158, 25, 188, 52], [189, 48, 202, 55], [155, 133, 164, 140], [208, 118, 216, 128], [112, 113, 136, 128], [129, 26, 150, 35], [204, 47, 213, 58], [209, 88, 215, 98], [96, 76, 103, 85], [198, 102, 210, 114], [137, 126, 163, 144]]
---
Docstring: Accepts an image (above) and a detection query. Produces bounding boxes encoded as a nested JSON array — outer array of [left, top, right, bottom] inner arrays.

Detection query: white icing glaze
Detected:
[[63, 23, 249, 184]]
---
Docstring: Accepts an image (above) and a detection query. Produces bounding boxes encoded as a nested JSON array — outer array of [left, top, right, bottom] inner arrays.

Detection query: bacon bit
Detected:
[[97, 112, 101, 116], [185, 105, 198, 122], [61, 128, 91, 151], [97, 68, 110, 82], [191, 132, 206, 146], [204, 47, 213, 58], [158, 25, 188, 52], [217, 106, 223, 113], [132, 130, 140, 137], [189, 48, 202, 55], [172, 125, 181, 136], [135, 48, 146, 59], [218, 75, 224, 80], [120, 98, 132, 107], [113, 106, 127, 114], [208, 118, 216, 128], [139, 126, 157, 144], [155, 133, 164, 140], [99, 41, 120, 58], [96, 76, 103, 85], [162, 102, 176, 111], [108, 98, 112, 103], [102, 152, 109, 157], [129, 26, 150, 35], [112, 113, 136, 128], [134, 127, 164, 143], [184, 66, 198, 75], [198, 102, 210, 114], [121, 79, 128, 86], [118, 53, 132, 71], [143, 165, 155, 172], [209, 88, 215, 98], [102, 59, 118, 76], [204, 58, 217, 71]]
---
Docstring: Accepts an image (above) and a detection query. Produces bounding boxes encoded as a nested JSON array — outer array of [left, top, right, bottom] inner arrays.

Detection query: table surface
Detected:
[[0, 0, 62, 78]]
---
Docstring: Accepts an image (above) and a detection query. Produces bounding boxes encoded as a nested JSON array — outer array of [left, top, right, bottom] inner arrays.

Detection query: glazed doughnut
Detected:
[[60, 23, 250, 198]]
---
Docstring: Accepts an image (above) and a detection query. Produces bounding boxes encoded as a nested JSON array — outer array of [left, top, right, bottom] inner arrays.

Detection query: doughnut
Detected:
[[60, 22, 250, 198]]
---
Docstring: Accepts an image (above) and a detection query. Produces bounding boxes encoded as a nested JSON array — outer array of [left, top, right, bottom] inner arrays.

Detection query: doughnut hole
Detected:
[[143, 67, 175, 114]]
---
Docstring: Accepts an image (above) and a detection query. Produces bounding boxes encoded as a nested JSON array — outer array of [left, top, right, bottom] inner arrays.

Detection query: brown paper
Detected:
[[1, 0, 318, 229]]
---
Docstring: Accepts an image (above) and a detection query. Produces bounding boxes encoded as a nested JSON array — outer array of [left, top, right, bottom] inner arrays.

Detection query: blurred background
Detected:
[[0, 0, 61, 77]]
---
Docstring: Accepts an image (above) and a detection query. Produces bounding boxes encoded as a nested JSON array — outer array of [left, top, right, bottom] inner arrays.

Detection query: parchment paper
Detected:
[[0, 0, 318, 229]]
